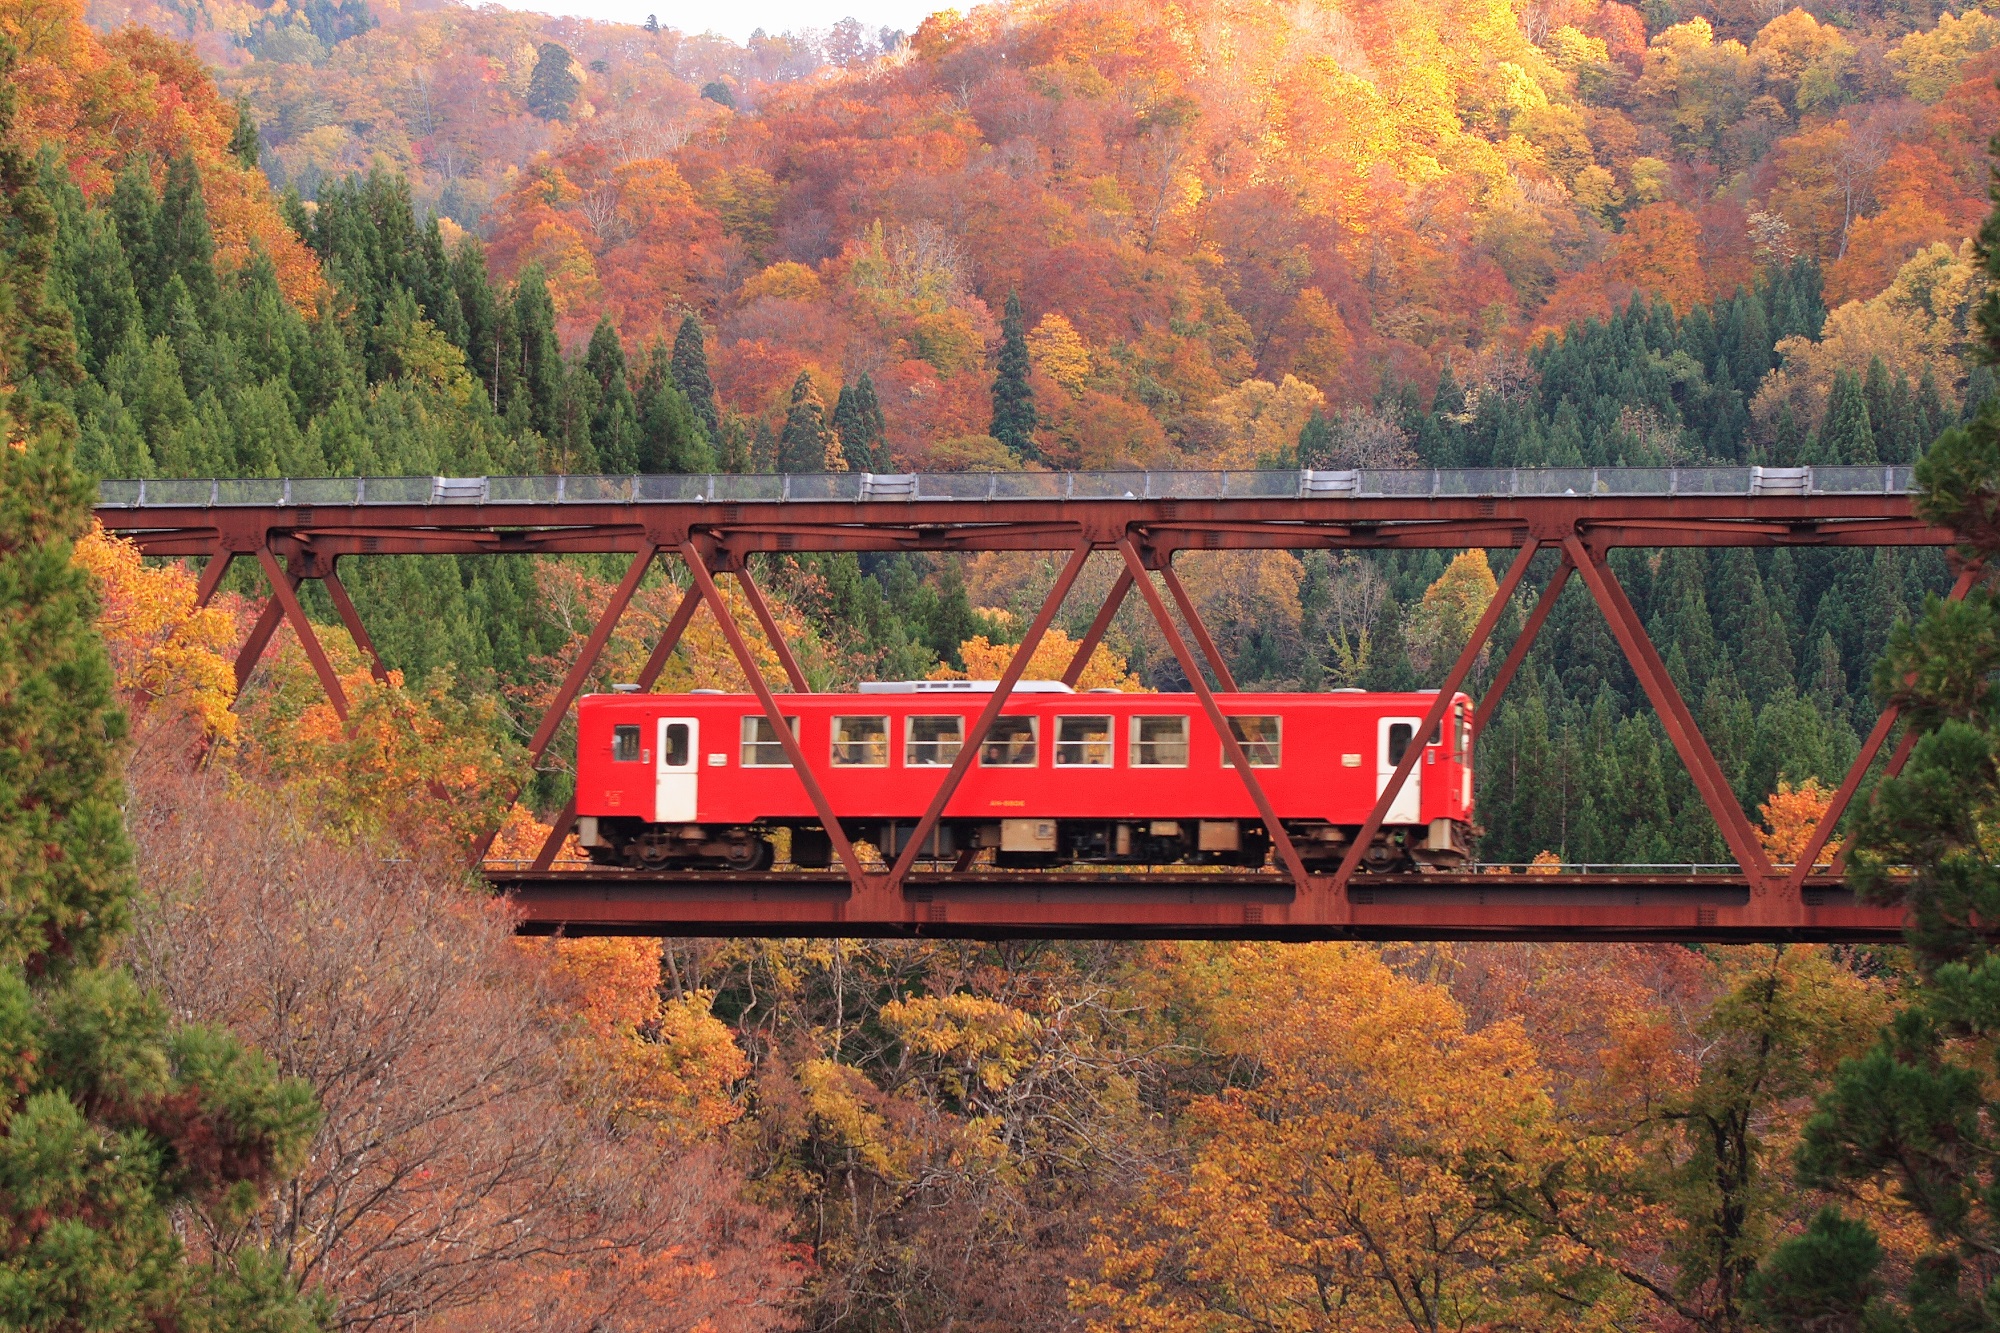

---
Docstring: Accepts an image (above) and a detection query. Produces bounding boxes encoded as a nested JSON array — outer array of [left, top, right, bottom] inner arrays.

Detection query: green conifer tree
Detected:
[[1961, 363, 1995, 424], [670, 312, 718, 442], [152, 155, 219, 332], [1862, 356, 1895, 457], [228, 96, 260, 170], [108, 161, 158, 327], [1915, 364, 1950, 448], [833, 374, 888, 472], [511, 263, 562, 446], [582, 316, 640, 473], [0, 47, 320, 1325], [1812, 370, 1876, 464], [778, 371, 837, 472], [1297, 409, 1334, 469], [1747, 157, 2000, 1333], [635, 337, 712, 473], [450, 236, 502, 410], [989, 290, 1037, 461], [526, 42, 582, 121], [1733, 290, 1773, 396]]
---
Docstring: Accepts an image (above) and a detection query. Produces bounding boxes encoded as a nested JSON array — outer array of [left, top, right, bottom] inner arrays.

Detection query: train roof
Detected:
[[855, 680, 1076, 693]]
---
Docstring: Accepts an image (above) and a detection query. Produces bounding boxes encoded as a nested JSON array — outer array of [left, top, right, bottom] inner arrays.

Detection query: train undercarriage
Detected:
[[577, 815, 1474, 873]]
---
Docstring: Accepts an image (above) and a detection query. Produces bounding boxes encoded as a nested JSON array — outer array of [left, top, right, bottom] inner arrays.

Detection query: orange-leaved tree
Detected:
[[1758, 777, 1840, 866], [933, 626, 1145, 691], [539, 937, 750, 1140]]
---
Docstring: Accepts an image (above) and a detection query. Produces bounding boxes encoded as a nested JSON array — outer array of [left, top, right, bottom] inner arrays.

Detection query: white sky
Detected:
[[484, 0, 941, 44]]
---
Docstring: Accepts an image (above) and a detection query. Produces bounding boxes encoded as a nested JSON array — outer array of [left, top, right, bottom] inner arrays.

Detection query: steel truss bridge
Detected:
[[97, 464, 1950, 944]]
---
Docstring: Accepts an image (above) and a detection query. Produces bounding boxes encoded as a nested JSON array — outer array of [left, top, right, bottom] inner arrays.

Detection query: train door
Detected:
[[1377, 716, 1422, 824], [655, 717, 698, 822]]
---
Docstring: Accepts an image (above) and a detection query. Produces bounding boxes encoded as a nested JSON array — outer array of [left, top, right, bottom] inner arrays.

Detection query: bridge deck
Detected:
[[487, 867, 1904, 943]]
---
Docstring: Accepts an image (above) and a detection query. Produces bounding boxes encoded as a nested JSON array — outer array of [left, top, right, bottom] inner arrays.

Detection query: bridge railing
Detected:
[[94, 464, 1918, 508]]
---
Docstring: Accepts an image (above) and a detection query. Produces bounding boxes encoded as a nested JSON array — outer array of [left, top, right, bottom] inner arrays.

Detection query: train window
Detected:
[[1454, 705, 1468, 760], [613, 725, 642, 762], [1130, 715, 1189, 767], [832, 716, 890, 767], [1055, 716, 1114, 767], [980, 716, 1038, 766], [663, 723, 690, 767], [906, 715, 964, 766], [1387, 721, 1415, 765], [1226, 716, 1282, 767], [740, 715, 799, 767]]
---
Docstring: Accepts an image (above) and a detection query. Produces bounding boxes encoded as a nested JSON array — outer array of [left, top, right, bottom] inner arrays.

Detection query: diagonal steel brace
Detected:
[[1063, 568, 1133, 688], [1808, 564, 1981, 881], [680, 540, 872, 894], [1565, 535, 1775, 884], [1474, 552, 1572, 734], [884, 544, 1094, 892], [1333, 539, 1542, 889], [1118, 539, 1310, 885], [530, 581, 706, 872], [254, 548, 350, 720]]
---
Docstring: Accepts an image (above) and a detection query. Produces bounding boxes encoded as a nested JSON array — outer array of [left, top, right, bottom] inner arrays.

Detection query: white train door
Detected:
[[1377, 716, 1422, 825], [655, 717, 698, 822]]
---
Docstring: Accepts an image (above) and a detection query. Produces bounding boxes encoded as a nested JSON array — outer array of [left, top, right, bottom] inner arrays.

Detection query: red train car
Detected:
[[571, 682, 1474, 873]]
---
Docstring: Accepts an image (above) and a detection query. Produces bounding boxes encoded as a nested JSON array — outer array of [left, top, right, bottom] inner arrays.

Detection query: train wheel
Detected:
[[723, 838, 775, 872]]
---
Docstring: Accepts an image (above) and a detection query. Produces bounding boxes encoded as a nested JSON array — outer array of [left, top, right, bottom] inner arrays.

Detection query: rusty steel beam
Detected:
[[193, 548, 234, 607], [1474, 553, 1573, 735], [232, 598, 286, 692], [97, 493, 1949, 567], [679, 540, 874, 896], [883, 545, 1095, 893], [1334, 539, 1543, 891], [530, 581, 708, 873], [116, 520, 1947, 561], [524, 545, 658, 763], [468, 545, 660, 865], [1157, 560, 1238, 691], [254, 548, 351, 720], [1118, 539, 1313, 888], [1566, 537, 1778, 898], [488, 867, 1905, 943], [731, 557, 811, 694], [322, 564, 389, 684], [1063, 569, 1133, 688]]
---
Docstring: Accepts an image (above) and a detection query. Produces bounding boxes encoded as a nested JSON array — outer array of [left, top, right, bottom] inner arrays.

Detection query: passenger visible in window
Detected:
[[980, 716, 1038, 766]]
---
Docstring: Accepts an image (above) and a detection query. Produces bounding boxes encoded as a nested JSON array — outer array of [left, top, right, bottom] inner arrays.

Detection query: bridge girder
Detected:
[[96, 480, 1961, 943]]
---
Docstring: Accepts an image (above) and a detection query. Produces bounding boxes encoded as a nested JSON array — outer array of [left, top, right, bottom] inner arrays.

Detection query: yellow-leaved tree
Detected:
[[933, 626, 1145, 692], [1077, 943, 1580, 1332], [71, 525, 238, 739], [1405, 549, 1499, 676]]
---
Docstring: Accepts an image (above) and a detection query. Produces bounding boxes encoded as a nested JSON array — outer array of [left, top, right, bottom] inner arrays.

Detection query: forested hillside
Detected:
[[4, 0, 1999, 1321]]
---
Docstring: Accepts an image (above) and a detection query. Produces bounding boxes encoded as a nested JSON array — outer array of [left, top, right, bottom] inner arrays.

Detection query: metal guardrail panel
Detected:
[[96, 466, 1921, 507]]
